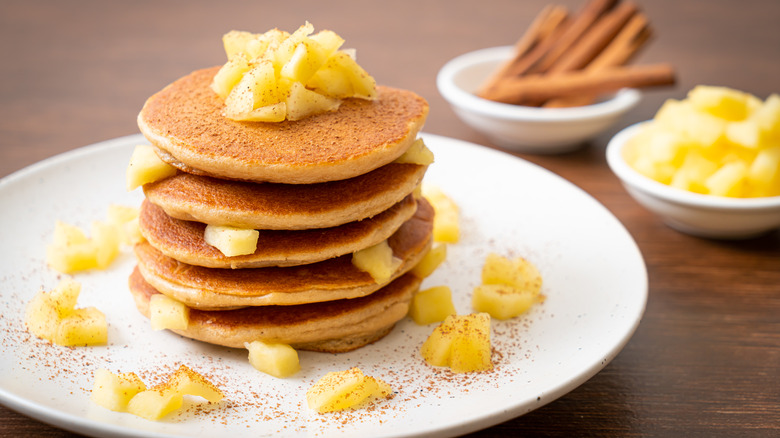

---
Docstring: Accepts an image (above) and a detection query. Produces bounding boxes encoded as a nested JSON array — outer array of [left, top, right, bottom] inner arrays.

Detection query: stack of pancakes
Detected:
[[128, 67, 433, 353]]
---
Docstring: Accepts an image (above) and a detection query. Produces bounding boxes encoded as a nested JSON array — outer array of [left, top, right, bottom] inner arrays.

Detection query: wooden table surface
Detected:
[[1, 0, 778, 436]]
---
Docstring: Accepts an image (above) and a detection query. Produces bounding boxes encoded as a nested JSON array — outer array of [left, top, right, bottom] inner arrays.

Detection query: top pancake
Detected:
[[138, 67, 429, 184]]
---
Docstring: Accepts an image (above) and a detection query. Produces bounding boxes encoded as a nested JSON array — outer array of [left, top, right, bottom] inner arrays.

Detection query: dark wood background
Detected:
[[1, 0, 778, 436]]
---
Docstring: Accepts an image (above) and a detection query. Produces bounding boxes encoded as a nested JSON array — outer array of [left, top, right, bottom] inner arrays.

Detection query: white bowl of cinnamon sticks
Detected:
[[437, 0, 675, 154]]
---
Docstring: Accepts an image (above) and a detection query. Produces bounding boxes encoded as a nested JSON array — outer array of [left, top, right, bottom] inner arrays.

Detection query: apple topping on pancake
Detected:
[[212, 22, 377, 122]]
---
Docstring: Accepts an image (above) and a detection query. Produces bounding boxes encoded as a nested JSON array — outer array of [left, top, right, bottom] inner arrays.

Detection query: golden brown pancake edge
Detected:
[[142, 162, 427, 230], [137, 67, 429, 184], [133, 198, 434, 309], [128, 267, 421, 353], [138, 195, 419, 269]]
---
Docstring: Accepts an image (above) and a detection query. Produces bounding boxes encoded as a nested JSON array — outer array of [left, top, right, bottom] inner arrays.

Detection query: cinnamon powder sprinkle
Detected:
[[1, 232, 545, 435]]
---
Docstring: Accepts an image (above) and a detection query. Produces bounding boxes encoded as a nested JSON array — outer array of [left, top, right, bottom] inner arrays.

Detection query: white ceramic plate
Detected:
[[0, 133, 647, 438]]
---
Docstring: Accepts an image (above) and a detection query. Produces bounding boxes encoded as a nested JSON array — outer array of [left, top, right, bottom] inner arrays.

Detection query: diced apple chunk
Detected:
[[410, 244, 447, 278], [280, 40, 328, 84], [408, 285, 456, 325], [221, 30, 257, 60], [126, 389, 183, 421], [754, 94, 780, 137], [47, 277, 81, 317], [212, 23, 377, 122], [308, 30, 344, 58], [326, 50, 377, 100], [285, 81, 341, 121], [46, 221, 99, 273], [726, 119, 764, 149], [245, 340, 300, 378], [47, 204, 137, 274], [394, 138, 434, 165], [91, 221, 121, 269], [149, 294, 190, 331], [474, 253, 543, 320], [46, 221, 120, 273], [166, 365, 224, 403], [307, 63, 354, 98], [420, 313, 492, 373], [25, 291, 62, 341], [747, 146, 780, 197], [422, 185, 460, 243], [25, 279, 107, 346], [306, 367, 392, 413], [352, 240, 402, 283], [126, 145, 178, 191], [705, 160, 748, 197], [55, 307, 107, 346], [627, 86, 780, 198], [91, 369, 147, 412], [203, 224, 259, 257], [688, 85, 759, 121], [107, 204, 143, 246], [449, 332, 492, 374], [95, 365, 223, 421], [473, 284, 537, 321], [211, 56, 251, 99], [224, 60, 280, 120], [481, 254, 542, 294]]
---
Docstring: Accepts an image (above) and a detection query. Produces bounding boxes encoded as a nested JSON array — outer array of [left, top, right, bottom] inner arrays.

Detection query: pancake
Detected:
[[129, 267, 421, 353], [139, 195, 418, 269], [137, 67, 429, 184], [143, 162, 427, 230], [134, 198, 434, 309]]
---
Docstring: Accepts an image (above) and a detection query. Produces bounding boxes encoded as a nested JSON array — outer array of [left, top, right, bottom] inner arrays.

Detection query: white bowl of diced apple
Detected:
[[436, 46, 641, 154], [606, 87, 780, 240]]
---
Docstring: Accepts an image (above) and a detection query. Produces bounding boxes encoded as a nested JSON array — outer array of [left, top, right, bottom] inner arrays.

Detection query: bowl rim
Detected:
[[606, 122, 780, 211], [436, 45, 642, 122]]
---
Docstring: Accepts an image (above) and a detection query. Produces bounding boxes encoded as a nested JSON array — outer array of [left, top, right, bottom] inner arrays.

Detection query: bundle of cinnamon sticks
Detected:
[[478, 0, 675, 107]]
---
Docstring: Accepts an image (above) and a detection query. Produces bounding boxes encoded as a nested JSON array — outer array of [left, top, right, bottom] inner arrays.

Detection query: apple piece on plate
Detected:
[[472, 284, 537, 321], [167, 365, 224, 403], [410, 243, 447, 279], [408, 285, 457, 325], [420, 313, 493, 373], [91, 369, 147, 412], [306, 367, 392, 413], [422, 185, 460, 243], [126, 389, 184, 421], [55, 307, 107, 346], [245, 340, 301, 378]]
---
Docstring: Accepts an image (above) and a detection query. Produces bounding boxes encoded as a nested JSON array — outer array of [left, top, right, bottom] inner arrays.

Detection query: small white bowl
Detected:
[[437, 46, 641, 154], [607, 123, 780, 239]]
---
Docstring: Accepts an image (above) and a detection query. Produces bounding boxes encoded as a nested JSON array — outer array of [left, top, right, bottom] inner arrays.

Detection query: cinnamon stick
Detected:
[[501, 5, 570, 77], [481, 63, 675, 106], [547, 1, 639, 73], [527, 0, 619, 75], [478, 5, 569, 97], [544, 9, 651, 107], [587, 12, 652, 70]]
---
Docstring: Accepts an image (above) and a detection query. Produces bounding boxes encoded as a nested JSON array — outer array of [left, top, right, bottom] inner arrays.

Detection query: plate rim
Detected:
[[0, 132, 648, 438]]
